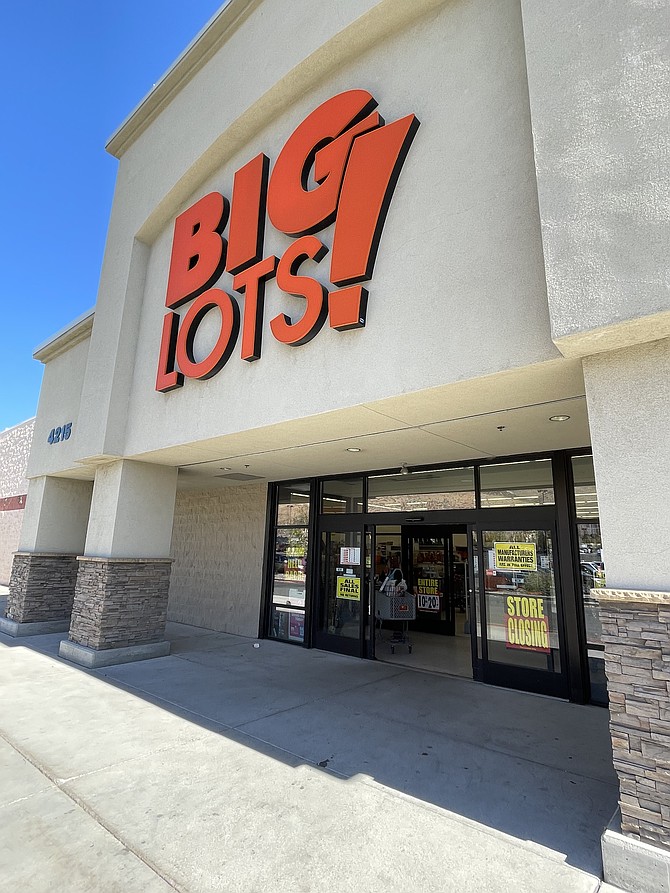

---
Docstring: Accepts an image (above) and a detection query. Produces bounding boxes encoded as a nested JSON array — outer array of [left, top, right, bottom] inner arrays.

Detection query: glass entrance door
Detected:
[[404, 530, 452, 634], [370, 524, 474, 678], [310, 519, 569, 693], [477, 525, 568, 697], [313, 525, 366, 656]]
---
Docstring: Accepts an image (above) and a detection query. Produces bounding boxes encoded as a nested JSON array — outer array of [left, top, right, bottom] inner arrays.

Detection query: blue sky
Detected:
[[0, 1, 225, 430]]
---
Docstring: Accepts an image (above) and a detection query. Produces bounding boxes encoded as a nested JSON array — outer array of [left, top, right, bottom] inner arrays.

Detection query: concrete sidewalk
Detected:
[[0, 613, 622, 892]]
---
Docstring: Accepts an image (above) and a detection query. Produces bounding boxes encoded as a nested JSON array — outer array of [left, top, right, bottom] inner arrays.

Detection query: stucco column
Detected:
[[583, 339, 670, 893], [1, 476, 93, 636], [59, 459, 177, 668]]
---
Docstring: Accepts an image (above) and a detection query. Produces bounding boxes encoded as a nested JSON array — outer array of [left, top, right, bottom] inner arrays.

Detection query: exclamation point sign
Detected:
[[328, 114, 420, 331]]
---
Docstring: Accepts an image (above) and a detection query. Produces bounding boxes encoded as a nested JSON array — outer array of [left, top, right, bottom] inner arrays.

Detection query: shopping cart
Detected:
[[376, 591, 416, 653]]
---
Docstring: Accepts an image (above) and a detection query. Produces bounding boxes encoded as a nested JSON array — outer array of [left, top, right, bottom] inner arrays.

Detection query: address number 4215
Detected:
[[48, 423, 72, 444]]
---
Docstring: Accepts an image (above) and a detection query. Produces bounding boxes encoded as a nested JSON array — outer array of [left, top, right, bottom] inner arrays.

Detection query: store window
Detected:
[[368, 466, 475, 512], [479, 459, 554, 508], [482, 528, 561, 673], [269, 483, 310, 643], [277, 483, 310, 525], [321, 478, 364, 514], [571, 455, 607, 704]]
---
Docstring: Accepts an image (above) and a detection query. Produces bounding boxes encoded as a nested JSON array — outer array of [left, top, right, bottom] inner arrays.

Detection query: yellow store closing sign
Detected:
[[494, 542, 537, 572], [336, 576, 361, 600], [505, 595, 550, 653]]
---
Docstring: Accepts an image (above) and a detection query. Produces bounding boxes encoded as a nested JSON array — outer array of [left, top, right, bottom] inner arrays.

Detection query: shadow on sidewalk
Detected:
[[0, 619, 618, 878]]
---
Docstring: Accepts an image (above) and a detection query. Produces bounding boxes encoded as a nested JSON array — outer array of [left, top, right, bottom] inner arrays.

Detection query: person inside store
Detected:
[[378, 568, 411, 643], [379, 567, 407, 596]]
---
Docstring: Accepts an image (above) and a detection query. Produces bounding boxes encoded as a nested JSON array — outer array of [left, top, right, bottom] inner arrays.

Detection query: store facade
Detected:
[[2, 1, 669, 887], [263, 450, 607, 705]]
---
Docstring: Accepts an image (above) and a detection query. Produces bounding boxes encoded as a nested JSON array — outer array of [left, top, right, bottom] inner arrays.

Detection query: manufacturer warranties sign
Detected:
[[494, 542, 537, 572]]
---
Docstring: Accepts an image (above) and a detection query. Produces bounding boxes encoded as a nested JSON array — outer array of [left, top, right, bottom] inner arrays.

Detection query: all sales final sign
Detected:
[[156, 90, 419, 391]]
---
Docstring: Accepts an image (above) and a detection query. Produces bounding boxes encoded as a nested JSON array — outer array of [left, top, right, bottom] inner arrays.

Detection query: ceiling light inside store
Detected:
[[549, 415, 571, 422], [346, 447, 361, 452]]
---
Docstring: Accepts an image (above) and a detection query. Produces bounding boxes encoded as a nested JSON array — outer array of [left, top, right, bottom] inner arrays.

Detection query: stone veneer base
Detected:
[[602, 811, 670, 893], [0, 616, 70, 637], [7, 552, 79, 623], [599, 588, 670, 875], [69, 556, 172, 651], [59, 638, 171, 668]]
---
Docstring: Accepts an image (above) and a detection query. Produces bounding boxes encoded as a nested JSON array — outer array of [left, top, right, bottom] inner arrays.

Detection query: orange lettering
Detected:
[[166, 192, 228, 309], [270, 236, 329, 346], [175, 289, 239, 379]]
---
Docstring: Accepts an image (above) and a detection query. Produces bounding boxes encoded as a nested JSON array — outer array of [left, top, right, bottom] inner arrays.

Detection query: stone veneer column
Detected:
[[0, 476, 92, 637], [58, 460, 177, 668], [0, 552, 79, 636], [67, 557, 172, 649], [599, 589, 670, 893]]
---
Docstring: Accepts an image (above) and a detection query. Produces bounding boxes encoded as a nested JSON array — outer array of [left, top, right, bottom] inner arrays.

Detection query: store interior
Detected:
[[373, 525, 474, 678]]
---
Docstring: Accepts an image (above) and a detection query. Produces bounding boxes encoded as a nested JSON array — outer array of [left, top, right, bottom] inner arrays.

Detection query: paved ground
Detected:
[[0, 604, 623, 892]]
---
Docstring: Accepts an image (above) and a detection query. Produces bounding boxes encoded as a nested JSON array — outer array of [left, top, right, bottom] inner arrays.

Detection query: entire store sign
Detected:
[[416, 577, 440, 612], [156, 89, 420, 391]]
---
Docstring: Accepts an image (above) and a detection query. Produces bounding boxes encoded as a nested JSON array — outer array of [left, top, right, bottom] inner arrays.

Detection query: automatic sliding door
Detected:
[[313, 526, 365, 656], [478, 526, 567, 697]]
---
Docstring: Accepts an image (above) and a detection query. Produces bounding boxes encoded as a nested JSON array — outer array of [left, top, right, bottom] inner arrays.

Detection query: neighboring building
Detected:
[[2, 2, 668, 890], [0, 419, 34, 585]]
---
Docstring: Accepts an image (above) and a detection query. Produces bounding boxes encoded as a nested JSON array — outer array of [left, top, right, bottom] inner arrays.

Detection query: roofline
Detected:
[[106, 0, 257, 159], [0, 417, 36, 436], [33, 308, 96, 364]]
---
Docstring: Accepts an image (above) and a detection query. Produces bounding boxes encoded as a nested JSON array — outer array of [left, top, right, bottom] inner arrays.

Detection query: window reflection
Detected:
[[321, 478, 364, 514], [368, 467, 475, 512], [572, 455, 600, 520], [319, 530, 362, 639], [277, 483, 310, 525], [270, 482, 310, 643], [272, 528, 308, 608], [572, 455, 606, 704], [480, 459, 554, 508]]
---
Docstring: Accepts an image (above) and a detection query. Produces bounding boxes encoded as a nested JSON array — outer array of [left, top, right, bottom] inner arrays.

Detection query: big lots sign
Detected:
[[156, 90, 419, 392]]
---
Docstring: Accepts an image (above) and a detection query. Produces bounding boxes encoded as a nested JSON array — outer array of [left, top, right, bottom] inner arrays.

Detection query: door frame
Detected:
[[367, 521, 472, 667], [402, 524, 465, 636], [473, 516, 570, 699], [311, 516, 368, 657]]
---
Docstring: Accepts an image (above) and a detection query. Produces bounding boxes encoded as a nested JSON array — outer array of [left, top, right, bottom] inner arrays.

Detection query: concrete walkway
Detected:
[[0, 614, 623, 892]]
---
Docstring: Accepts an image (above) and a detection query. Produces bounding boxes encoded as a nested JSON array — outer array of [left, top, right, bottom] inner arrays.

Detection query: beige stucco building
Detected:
[[2, 2, 669, 889]]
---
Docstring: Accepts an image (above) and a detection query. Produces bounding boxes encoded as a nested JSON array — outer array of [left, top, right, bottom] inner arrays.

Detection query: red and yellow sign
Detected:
[[156, 90, 420, 391], [505, 595, 550, 653]]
